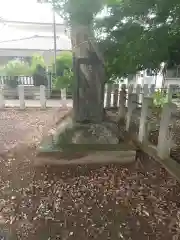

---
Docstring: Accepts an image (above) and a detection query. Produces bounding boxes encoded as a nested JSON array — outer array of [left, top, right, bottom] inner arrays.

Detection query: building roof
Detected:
[[0, 20, 64, 27], [0, 35, 71, 51]]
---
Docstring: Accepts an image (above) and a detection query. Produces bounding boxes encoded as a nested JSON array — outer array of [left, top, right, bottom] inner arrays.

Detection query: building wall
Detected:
[[2, 21, 66, 34]]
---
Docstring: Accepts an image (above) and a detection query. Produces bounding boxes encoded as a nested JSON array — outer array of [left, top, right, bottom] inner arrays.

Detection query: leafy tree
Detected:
[[30, 54, 46, 74], [4, 59, 31, 76], [96, 0, 180, 79], [30, 54, 48, 86]]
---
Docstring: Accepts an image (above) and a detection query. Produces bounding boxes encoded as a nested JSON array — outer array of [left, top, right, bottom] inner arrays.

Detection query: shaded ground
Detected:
[[0, 108, 180, 239]]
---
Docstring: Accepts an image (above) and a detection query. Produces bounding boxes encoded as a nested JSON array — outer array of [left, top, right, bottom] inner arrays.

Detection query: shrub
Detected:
[[31, 54, 48, 86], [3, 59, 31, 88], [152, 90, 167, 108], [53, 52, 73, 89]]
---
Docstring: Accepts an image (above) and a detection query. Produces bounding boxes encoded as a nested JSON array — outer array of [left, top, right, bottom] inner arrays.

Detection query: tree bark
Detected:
[[71, 25, 105, 123]]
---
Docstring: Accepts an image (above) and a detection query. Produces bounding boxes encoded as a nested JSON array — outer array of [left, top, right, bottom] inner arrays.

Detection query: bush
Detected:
[[3, 59, 31, 88], [33, 64, 48, 86], [31, 54, 48, 86], [152, 90, 167, 108], [53, 52, 73, 89]]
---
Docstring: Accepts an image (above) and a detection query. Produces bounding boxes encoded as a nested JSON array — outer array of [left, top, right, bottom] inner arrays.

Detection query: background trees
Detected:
[[53, 51, 73, 89]]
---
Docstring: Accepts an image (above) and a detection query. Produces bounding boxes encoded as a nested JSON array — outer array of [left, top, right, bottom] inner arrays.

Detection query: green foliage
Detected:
[[30, 54, 48, 86], [49, 0, 105, 24], [4, 59, 31, 76], [152, 90, 167, 108], [96, 0, 180, 79], [53, 52, 73, 89], [2, 59, 31, 88], [56, 52, 72, 76], [33, 64, 48, 86], [47, 0, 180, 81], [53, 69, 73, 89], [30, 54, 46, 74]]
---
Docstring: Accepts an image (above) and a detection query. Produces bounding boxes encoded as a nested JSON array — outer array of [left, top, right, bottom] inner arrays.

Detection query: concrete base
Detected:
[[34, 150, 136, 166], [36, 113, 137, 166]]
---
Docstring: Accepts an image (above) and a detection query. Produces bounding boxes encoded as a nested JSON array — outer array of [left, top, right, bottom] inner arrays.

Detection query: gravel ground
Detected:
[[0, 108, 68, 152], [1, 154, 180, 240], [0, 108, 180, 239]]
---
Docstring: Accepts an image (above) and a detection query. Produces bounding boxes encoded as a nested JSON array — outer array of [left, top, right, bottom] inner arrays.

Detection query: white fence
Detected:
[[116, 83, 179, 161], [104, 83, 180, 108], [0, 85, 68, 109], [0, 76, 34, 86]]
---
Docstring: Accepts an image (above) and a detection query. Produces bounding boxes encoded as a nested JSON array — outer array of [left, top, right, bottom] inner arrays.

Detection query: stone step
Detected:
[[35, 155, 135, 166], [35, 146, 136, 166], [39, 143, 136, 153]]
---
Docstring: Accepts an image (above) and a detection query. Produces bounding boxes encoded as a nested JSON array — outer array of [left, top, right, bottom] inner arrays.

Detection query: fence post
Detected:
[[40, 85, 46, 109], [121, 84, 126, 90], [106, 83, 112, 108], [167, 84, 175, 102], [0, 87, 4, 109], [150, 84, 155, 96], [128, 84, 134, 94], [136, 84, 141, 107], [157, 102, 177, 159], [138, 97, 153, 143], [47, 72, 52, 99], [61, 88, 67, 107], [118, 89, 126, 121], [126, 93, 137, 132], [143, 84, 149, 97], [113, 84, 119, 108], [18, 85, 25, 110]]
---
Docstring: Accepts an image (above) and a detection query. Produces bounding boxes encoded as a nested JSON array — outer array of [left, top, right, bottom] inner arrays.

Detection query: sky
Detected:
[[0, 0, 63, 23], [0, 0, 64, 40]]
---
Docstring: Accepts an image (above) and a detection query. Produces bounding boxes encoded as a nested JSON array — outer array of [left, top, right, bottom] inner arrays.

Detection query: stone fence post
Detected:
[[138, 97, 153, 144], [118, 89, 126, 121], [167, 84, 175, 102], [0, 88, 4, 109], [150, 84, 155, 96], [128, 84, 134, 94], [106, 83, 112, 108], [61, 88, 67, 100], [113, 84, 119, 108], [40, 85, 46, 109], [157, 102, 177, 159], [143, 84, 149, 97], [18, 85, 25, 110], [126, 93, 137, 132], [136, 84, 141, 108]]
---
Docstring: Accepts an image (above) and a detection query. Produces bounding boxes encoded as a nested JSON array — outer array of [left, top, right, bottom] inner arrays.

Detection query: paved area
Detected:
[[3, 99, 73, 108]]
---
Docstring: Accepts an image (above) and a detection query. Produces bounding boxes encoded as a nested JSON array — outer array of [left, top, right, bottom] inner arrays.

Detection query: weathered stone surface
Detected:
[[71, 122, 119, 144]]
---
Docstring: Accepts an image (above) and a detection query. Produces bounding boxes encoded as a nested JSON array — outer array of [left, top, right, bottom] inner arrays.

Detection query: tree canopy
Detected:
[[46, 0, 180, 80], [97, 0, 180, 78]]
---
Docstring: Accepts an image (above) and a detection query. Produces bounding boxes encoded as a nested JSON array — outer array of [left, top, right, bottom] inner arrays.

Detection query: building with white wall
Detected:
[[0, 19, 71, 66]]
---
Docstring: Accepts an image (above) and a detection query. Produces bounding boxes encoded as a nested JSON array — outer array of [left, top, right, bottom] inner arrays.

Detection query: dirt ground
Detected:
[[0, 108, 68, 152], [0, 108, 180, 239]]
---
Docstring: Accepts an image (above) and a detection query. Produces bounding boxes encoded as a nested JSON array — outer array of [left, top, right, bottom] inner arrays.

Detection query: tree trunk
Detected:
[[71, 25, 105, 123]]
